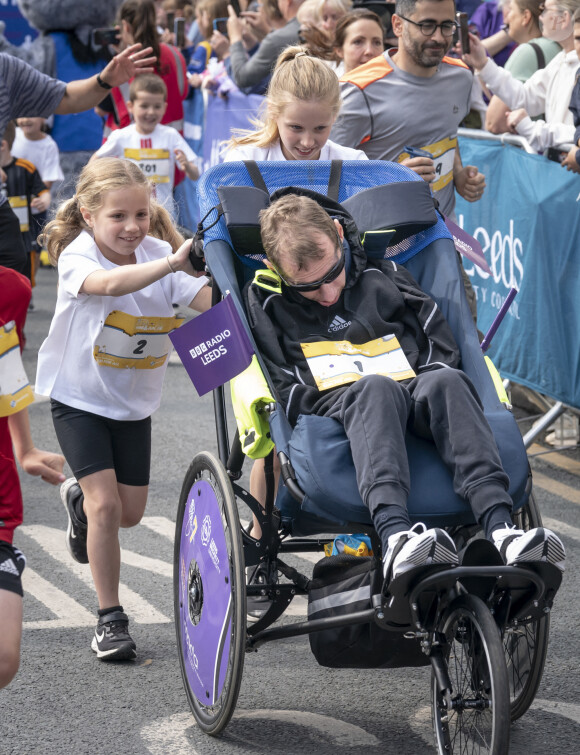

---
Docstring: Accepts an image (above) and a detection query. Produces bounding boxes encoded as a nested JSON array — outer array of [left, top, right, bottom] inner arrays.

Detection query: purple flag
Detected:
[[170, 296, 254, 396], [445, 216, 492, 274]]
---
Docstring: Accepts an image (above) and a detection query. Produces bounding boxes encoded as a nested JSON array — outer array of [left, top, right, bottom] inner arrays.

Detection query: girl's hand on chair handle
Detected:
[[170, 239, 199, 276]]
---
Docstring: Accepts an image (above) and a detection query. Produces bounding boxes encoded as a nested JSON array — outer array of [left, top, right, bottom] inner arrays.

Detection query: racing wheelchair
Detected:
[[173, 160, 562, 753]]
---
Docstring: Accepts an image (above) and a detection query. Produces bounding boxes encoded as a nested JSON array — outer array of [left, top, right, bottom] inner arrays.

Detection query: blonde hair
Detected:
[[226, 46, 341, 151], [260, 194, 337, 273], [42, 158, 183, 264]]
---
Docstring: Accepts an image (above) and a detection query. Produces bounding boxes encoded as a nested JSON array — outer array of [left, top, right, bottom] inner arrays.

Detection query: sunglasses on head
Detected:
[[277, 238, 345, 292]]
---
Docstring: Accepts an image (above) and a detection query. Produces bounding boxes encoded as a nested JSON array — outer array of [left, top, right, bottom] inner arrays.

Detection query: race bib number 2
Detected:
[[0, 320, 34, 417], [301, 335, 416, 392], [93, 310, 185, 370], [124, 147, 170, 185]]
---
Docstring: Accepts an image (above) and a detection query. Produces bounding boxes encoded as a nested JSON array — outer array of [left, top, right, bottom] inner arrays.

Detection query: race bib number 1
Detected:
[[124, 147, 170, 184], [301, 335, 416, 391], [93, 310, 185, 369], [0, 320, 34, 416]]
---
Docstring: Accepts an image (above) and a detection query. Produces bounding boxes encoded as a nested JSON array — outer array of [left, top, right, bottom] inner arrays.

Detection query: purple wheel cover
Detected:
[[179, 478, 233, 705]]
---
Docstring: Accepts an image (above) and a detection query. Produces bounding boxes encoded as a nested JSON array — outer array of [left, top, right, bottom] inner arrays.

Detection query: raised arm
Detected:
[[55, 44, 156, 115]]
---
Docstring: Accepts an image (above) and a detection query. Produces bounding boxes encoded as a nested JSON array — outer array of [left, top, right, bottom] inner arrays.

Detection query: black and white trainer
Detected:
[[91, 610, 137, 661], [492, 525, 566, 572], [60, 477, 88, 564], [383, 523, 458, 583]]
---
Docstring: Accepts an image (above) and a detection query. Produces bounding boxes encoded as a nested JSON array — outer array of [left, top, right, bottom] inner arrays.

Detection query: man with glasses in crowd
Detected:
[[331, 0, 486, 222]]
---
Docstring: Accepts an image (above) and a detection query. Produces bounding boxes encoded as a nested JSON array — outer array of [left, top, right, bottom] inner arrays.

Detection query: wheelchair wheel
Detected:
[[505, 490, 550, 721], [432, 594, 510, 755], [174, 452, 246, 735]]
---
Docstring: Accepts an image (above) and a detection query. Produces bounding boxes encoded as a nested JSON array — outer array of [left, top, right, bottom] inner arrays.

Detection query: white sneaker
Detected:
[[383, 523, 458, 582], [492, 525, 566, 572]]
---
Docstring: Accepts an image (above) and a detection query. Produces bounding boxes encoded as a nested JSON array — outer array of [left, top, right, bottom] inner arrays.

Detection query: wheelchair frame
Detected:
[[173, 161, 562, 753]]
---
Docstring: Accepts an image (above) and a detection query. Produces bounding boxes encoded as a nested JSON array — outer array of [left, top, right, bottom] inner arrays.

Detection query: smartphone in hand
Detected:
[[229, 0, 241, 15], [166, 11, 175, 30], [175, 17, 186, 47], [92, 27, 120, 47], [456, 12, 470, 54], [213, 17, 229, 36], [403, 145, 434, 160]]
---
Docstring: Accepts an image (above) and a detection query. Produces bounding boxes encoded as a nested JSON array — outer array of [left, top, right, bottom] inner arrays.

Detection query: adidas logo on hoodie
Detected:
[[328, 315, 351, 333]]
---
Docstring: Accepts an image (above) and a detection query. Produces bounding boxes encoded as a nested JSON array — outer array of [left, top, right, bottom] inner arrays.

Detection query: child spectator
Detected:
[[186, 0, 229, 88], [13, 118, 64, 192], [1, 122, 51, 285], [35, 157, 210, 661], [92, 74, 200, 219]]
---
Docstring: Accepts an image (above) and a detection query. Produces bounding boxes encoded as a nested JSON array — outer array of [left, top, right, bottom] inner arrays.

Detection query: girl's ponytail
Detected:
[[149, 200, 185, 251], [40, 197, 87, 265]]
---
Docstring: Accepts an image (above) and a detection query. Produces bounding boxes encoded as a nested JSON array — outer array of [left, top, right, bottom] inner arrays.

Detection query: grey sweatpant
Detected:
[[323, 369, 513, 547]]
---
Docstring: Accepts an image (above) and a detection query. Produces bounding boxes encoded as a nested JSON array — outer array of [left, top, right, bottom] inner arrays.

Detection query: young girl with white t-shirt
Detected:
[[223, 45, 369, 163], [35, 157, 210, 661]]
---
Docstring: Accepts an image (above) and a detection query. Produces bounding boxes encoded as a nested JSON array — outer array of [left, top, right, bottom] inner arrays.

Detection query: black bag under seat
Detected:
[[307, 554, 429, 669]]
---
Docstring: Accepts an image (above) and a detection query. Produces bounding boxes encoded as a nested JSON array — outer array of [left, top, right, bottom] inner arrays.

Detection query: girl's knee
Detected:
[[84, 495, 122, 526]]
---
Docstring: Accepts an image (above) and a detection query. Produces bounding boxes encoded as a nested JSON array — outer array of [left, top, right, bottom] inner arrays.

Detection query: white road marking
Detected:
[[120, 549, 172, 578], [141, 516, 175, 541], [20, 525, 170, 625], [543, 517, 580, 543], [531, 698, 580, 725], [21, 568, 95, 629], [141, 709, 380, 753]]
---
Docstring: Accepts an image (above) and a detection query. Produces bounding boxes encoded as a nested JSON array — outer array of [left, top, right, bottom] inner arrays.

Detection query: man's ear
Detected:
[[333, 218, 344, 241], [264, 258, 275, 270], [391, 14, 404, 39]]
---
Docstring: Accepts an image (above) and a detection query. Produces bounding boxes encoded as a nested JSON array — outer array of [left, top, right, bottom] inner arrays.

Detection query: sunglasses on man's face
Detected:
[[277, 239, 345, 292]]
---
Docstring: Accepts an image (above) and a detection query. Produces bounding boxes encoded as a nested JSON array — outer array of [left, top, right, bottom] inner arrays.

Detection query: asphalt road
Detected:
[[2, 267, 580, 754]]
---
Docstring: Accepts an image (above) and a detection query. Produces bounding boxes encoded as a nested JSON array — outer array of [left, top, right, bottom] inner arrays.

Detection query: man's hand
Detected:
[[19, 448, 65, 485], [454, 165, 486, 202], [462, 33, 488, 72], [227, 5, 244, 44], [99, 43, 157, 88], [240, 10, 271, 42], [506, 108, 528, 133], [401, 156, 436, 183], [562, 147, 580, 174], [210, 30, 231, 60]]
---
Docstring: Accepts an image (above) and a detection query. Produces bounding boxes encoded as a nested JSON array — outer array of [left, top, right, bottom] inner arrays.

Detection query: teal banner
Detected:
[[456, 137, 580, 408]]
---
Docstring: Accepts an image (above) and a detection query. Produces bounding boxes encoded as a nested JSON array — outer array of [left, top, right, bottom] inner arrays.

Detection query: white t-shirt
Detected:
[[36, 231, 208, 421], [222, 139, 369, 162], [94, 124, 198, 215], [12, 129, 64, 184]]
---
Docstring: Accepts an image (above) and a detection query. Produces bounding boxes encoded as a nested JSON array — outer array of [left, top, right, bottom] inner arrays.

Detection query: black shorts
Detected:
[[51, 400, 151, 486], [0, 541, 24, 597]]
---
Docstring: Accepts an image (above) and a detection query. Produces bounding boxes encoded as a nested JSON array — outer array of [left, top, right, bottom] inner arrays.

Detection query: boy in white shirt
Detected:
[[92, 74, 200, 218]]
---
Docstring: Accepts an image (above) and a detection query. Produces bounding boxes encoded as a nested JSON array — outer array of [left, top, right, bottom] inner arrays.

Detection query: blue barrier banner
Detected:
[[201, 89, 263, 169], [176, 87, 262, 229], [456, 137, 580, 408]]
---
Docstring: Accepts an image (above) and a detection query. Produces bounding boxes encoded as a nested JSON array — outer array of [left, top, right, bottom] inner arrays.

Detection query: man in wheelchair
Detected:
[[245, 190, 566, 585]]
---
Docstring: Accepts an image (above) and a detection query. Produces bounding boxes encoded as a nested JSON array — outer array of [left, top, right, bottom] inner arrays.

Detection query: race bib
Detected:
[[93, 310, 184, 370], [301, 335, 416, 392], [8, 195, 29, 232], [398, 136, 457, 193], [0, 320, 34, 416], [124, 147, 170, 184]]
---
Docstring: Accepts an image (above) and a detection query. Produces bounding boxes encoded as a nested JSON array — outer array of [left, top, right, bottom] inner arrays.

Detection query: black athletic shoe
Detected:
[[91, 610, 137, 661], [60, 477, 88, 564], [246, 562, 277, 622]]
